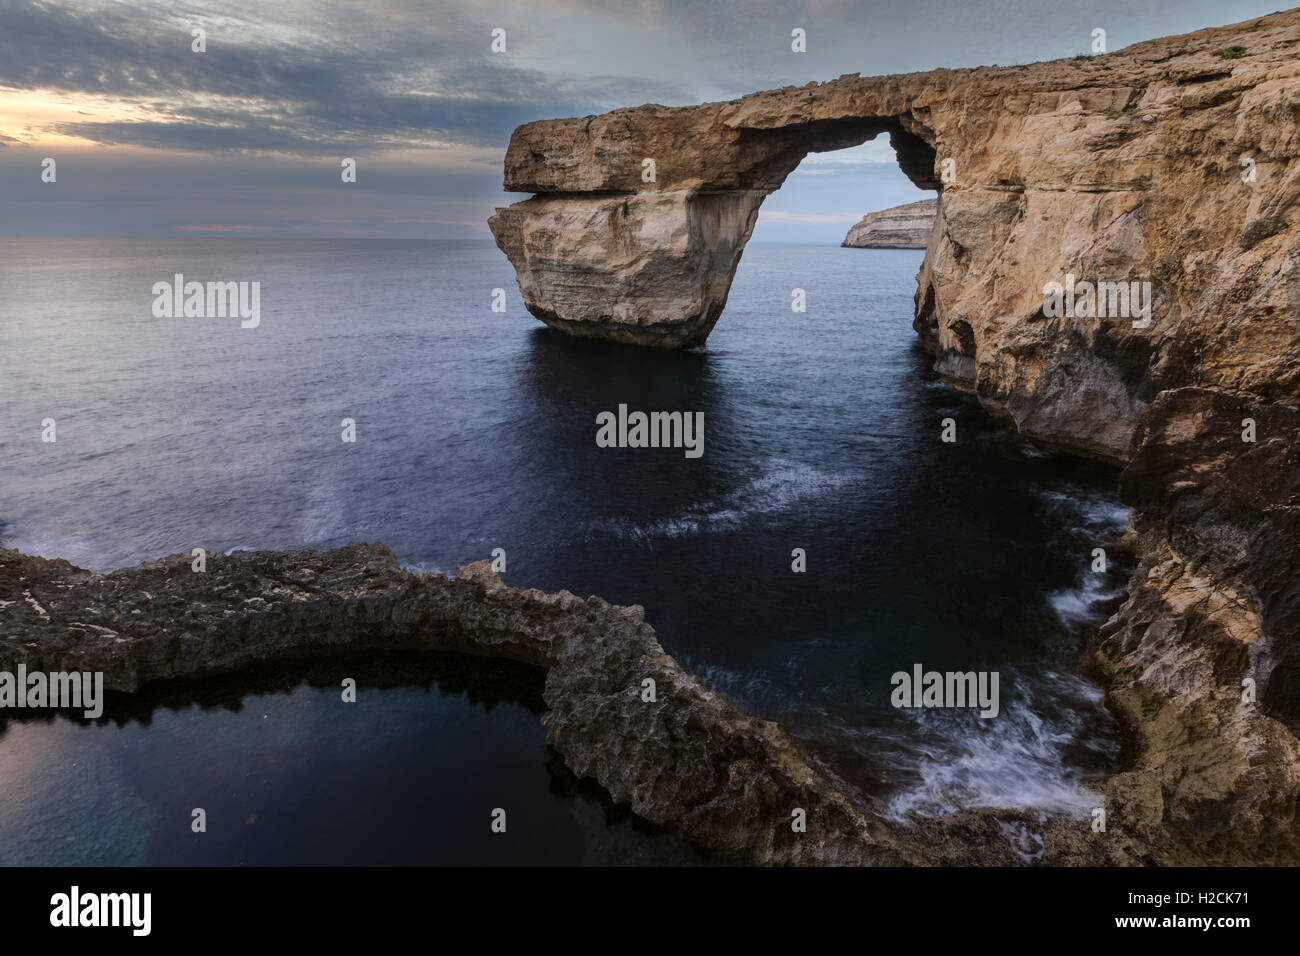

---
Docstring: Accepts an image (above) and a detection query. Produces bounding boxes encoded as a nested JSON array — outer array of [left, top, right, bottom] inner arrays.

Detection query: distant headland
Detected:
[[841, 198, 936, 249]]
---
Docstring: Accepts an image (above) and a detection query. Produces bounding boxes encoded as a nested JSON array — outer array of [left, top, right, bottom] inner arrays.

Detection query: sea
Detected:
[[0, 238, 1130, 864]]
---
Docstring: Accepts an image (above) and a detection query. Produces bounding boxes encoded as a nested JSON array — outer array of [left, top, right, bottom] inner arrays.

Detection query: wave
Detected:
[[1048, 570, 1127, 628], [675, 654, 805, 717], [586, 460, 855, 545], [683, 649, 1115, 821], [882, 666, 1113, 820], [1036, 486, 1129, 537]]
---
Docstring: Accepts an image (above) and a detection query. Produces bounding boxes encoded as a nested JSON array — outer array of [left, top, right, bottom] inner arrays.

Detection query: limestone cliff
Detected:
[[4, 10, 1297, 868], [486, 9, 1300, 865], [490, 10, 1300, 462], [842, 198, 936, 248]]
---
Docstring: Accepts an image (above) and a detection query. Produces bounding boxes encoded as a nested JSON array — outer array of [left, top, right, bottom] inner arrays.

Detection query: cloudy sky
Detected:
[[0, 0, 1281, 241]]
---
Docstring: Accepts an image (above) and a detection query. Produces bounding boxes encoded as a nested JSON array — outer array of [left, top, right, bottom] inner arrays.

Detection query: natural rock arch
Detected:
[[485, 9, 1300, 864], [489, 11, 1300, 466], [489, 112, 937, 350]]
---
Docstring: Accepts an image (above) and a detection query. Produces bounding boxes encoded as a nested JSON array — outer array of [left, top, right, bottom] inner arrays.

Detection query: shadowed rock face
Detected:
[[5, 13, 1298, 868], [491, 10, 1300, 465], [1088, 388, 1300, 864]]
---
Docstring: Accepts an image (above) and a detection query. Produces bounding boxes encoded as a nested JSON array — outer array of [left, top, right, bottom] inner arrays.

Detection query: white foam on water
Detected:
[[676, 656, 789, 710], [882, 666, 1112, 820], [1048, 569, 1127, 627], [589, 460, 855, 544], [1037, 486, 1130, 535], [679, 648, 1118, 822]]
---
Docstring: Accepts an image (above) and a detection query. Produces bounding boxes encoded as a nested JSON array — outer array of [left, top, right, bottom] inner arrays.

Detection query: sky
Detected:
[[0, 0, 1286, 242]]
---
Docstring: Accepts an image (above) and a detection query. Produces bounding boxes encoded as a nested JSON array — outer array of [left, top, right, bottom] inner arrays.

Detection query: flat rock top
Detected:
[[502, 9, 1300, 192]]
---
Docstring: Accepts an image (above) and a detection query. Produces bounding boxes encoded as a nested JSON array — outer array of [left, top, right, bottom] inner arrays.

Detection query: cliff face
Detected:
[[485, 9, 1300, 864], [491, 10, 1300, 461], [842, 198, 936, 248]]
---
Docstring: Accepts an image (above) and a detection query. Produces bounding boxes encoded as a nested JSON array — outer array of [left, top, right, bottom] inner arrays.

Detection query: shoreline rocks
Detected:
[[5, 10, 1298, 867], [6, 390, 1298, 868], [1041, 388, 1300, 865], [490, 10, 1300, 463], [0, 545, 916, 865]]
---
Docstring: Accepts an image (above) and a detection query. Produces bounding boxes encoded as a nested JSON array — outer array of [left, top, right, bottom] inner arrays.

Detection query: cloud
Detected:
[[0, 0, 697, 156], [0, 0, 1276, 238]]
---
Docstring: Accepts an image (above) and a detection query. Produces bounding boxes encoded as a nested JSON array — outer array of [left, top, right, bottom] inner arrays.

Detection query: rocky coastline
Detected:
[[4, 9, 1299, 865], [0, 544, 916, 864], [481, 8, 1300, 862], [4, 383, 1298, 866]]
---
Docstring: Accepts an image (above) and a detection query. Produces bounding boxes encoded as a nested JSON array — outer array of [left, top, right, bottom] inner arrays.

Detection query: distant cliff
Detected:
[[842, 198, 936, 248]]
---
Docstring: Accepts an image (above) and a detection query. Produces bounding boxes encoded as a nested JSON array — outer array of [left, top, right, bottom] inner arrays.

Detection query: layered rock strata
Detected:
[[1092, 389, 1300, 863], [483, 7, 1294, 863], [490, 10, 1300, 463], [1033, 387, 1300, 865], [842, 198, 936, 248], [5, 11, 1298, 867], [484, 9, 1300, 864]]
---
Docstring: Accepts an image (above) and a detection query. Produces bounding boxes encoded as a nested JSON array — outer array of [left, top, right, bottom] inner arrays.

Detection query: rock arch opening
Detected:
[[489, 113, 940, 349], [744, 134, 938, 248]]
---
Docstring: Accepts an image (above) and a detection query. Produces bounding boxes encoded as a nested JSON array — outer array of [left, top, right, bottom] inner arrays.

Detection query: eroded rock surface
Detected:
[[5, 391, 1296, 865], [0, 545, 916, 865], [842, 198, 936, 248], [491, 10, 1300, 463], [1034, 388, 1300, 865], [484, 8, 1300, 866], [4, 12, 1297, 868], [1097, 389, 1300, 863]]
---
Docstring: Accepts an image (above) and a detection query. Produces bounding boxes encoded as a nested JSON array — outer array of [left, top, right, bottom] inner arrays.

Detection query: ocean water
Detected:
[[0, 238, 1129, 864]]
